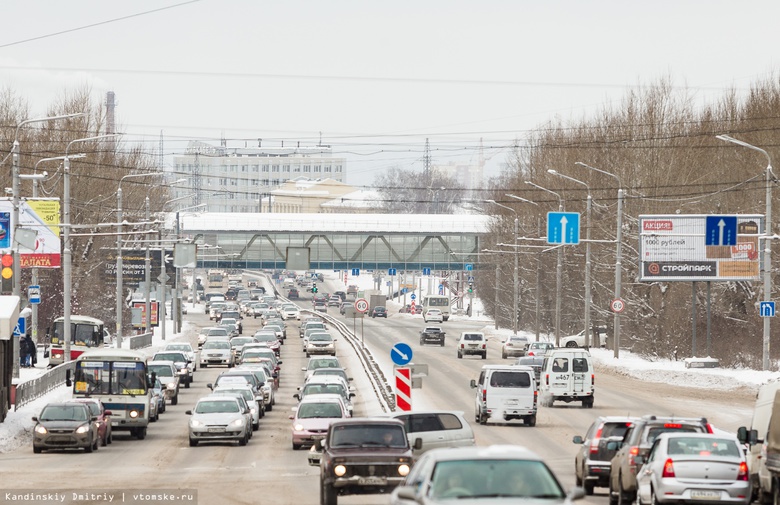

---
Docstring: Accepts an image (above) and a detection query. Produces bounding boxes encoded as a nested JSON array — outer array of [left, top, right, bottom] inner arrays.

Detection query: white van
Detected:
[[469, 365, 537, 426], [741, 380, 780, 502], [539, 349, 594, 408]]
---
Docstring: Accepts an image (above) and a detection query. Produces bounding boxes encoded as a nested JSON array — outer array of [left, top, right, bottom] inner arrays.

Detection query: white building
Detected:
[[171, 141, 347, 212]]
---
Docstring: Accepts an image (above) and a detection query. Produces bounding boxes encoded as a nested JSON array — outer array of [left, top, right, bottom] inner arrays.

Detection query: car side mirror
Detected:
[[293, 394, 300, 400], [395, 486, 417, 501], [277, 360, 283, 365], [567, 487, 586, 501], [349, 393, 355, 398], [414, 437, 423, 450], [469, 379, 477, 388], [737, 426, 748, 444], [572, 435, 583, 444], [301, 367, 307, 372], [207, 383, 213, 390], [750, 428, 759, 445], [185, 410, 192, 415]]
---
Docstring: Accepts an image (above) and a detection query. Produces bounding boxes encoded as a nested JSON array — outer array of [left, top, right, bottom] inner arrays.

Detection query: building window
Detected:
[[303, 165, 311, 173], [335, 165, 343, 172], [293, 165, 301, 173], [283, 164, 290, 172], [272, 164, 280, 172], [314, 165, 321, 173], [262, 164, 270, 172], [253, 165, 259, 172], [324, 165, 331, 173]]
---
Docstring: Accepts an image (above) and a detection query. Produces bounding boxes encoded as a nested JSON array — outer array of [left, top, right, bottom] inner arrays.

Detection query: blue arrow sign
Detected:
[[388, 268, 397, 276], [351, 268, 360, 276], [761, 301, 776, 318], [410, 293, 416, 300], [547, 212, 580, 244], [422, 267, 431, 276], [391, 342, 413, 366], [706, 216, 737, 246], [465, 264, 473, 271]]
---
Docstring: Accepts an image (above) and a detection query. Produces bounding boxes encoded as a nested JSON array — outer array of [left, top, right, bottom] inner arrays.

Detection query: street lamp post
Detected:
[[117, 173, 163, 348], [63, 134, 119, 361], [548, 170, 592, 349], [485, 200, 518, 333], [716, 135, 774, 371], [576, 161, 623, 358], [525, 181, 564, 347]]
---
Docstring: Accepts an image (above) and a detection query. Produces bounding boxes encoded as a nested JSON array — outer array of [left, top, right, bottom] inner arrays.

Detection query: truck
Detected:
[[419, 326, 446, 346], [747, 386, 780, 503]]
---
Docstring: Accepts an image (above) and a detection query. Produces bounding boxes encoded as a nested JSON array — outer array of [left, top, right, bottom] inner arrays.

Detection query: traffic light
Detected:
[[468, 282, 473, 293], [1, 253, 13, 294], [312, 283, 318, 293]]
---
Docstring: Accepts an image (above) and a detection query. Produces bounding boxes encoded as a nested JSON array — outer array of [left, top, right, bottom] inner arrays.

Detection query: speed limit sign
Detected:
[[610, 298, 626, 313], [354, 298, 369, 313]]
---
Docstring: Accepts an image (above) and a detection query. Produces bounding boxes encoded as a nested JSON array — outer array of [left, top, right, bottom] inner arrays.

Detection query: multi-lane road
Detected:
[[0, 277, 755, 505]]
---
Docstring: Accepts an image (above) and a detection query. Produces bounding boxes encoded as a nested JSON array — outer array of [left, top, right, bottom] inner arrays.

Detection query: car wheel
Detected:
[[458, 351, 462, 359], [292, 442, 302, 450], [650, 488, 659, 505], [566, 341, 578, 348], [266, 403, 273, 412], [102, 432, 108, 447], [321, 482, 338, 505], [584, 481, 595, 496], [482, 352, 487, 360], [478, 411, 487, 425], [107, 428, 112, 445], [85, 440, 93, 453], [525, 415, 536, 427], [172, 394, 179, 406], [609, 480, 619, 505], [440, 340, 445, 347], [33, 445, 42, 454], [184, 379, 190, 389], [136, 427, 147, 440], [238, 433, 248, 446], [201, 363, 208, 368], [502, 351, 507, 359], [617, 478, 633, 505], [189, 438, 198, 447]]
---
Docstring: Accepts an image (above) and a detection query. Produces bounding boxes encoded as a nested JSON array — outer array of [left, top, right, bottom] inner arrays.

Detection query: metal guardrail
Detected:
[[127, 332, 153, 350], [14, 360, 76, 411]]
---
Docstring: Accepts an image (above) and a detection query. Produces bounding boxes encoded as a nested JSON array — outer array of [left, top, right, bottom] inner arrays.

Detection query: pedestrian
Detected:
[[19, 336, 32, 367]]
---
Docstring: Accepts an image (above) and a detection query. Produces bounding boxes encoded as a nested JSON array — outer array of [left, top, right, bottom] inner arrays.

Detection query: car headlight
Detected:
[[129, 410, 139, 419], [34, 425, 48, 435], [230, 418, 245, 427], [398, 464, 411, 476], [334, 465, 347, 477], [75, 424, 91, 434], [167, 382, 177, 390], [294, 423, 304, 431], [190, 419, 203, 427]]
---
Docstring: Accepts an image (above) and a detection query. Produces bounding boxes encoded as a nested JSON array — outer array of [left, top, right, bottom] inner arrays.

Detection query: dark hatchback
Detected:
[[371, 306, 388, 318]]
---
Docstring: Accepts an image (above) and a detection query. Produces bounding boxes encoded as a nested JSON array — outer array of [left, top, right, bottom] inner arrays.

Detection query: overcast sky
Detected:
[[1, 0, 778, 188]]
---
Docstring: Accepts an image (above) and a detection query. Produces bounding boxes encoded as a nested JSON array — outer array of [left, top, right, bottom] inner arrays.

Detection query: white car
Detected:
[[424, 309, 443, 323], [281, 304, 300, 320], [560, 329, 607, 348]]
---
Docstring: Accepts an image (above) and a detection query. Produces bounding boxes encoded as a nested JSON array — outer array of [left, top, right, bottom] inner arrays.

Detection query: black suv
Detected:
[[572, 416, 637, 495], [310, 418, 420, 505], [608, 415, 711, 505]]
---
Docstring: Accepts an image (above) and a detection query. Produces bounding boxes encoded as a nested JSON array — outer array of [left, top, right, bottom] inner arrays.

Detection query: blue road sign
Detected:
[[465, 264, 473, 271], [761, 301, 776, 318], [13, 316, 26, 337], [422, 267, 431, 276], [351, 268, 360, 276], [391, 342, 413, 366], [410, 293, 416, 300], [468, 276, 474, 283], [547, 212, 580, 244], [706, 216, 737, 246], [401, 287, 408, 294], [28, 285, 41, 304], [388, 268, 397, 275]]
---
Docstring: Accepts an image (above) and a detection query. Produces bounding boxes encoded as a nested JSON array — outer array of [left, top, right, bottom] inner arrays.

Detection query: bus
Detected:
[[421, 295, 452, 321], [208, 269, 224, 288], [69, 349, 151, 439], [48, 315, 109, 367]]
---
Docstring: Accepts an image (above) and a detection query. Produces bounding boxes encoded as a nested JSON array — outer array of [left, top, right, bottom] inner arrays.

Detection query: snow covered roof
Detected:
[[180, 212, 490, 234]]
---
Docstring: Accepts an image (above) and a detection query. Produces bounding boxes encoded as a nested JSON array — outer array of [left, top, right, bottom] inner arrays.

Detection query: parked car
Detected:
[[572, 416, 637, 495], [371, 306, 388, 318], [502, 334, 530, 358], [32, 402, 101, 453], [289, 394, 350, 450], [608, 415, 713, 505], [636, 433, 750, 505], [387, 410, 476, 457], [561, 327, 608, 348], [68, 398, 113, 446], [390, 445, 583, 504], [186, 395, 251, 447]]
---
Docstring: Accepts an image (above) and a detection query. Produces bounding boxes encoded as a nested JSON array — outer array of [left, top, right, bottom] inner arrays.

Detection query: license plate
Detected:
[[505, 400, 518, 406], [208, 427, 225, 433], [358, 476, 387, 486], [691, 491, 721, 500]]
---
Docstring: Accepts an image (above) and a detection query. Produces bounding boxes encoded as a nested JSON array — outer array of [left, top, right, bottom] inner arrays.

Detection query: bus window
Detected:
[[114, 362, 147, 395]]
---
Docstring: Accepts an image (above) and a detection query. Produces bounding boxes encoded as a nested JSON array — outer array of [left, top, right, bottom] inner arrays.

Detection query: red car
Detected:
[[68, 398, 113, 446]]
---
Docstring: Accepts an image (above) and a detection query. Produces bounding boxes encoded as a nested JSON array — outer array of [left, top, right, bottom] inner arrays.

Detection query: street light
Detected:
[[506, 194, 541, 340], [716, 135, 774, 371], [485, 200, 519, 333], [576, 161, 623, 358], [63, 133, 119, 362], [525, 181, 564, 347], [116, 173, 164, 348], [548, 169, 592, 349]]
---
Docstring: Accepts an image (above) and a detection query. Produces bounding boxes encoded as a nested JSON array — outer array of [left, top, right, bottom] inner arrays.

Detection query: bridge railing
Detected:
[[14, 361, 76, 411]]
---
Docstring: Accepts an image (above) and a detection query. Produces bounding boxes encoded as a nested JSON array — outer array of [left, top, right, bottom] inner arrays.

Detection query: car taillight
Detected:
[[737, 461, 748, 481], [590, 426, 603, 454], [482, 389, 486, 402], [664, 423, 682, 429], [662, 458, 675, 478], [533, 390, 538, 406], [481, 344, 486, 349], [706, 423, 714, 434], [591, 374, 595, 385], [545, 374, 549, 386]]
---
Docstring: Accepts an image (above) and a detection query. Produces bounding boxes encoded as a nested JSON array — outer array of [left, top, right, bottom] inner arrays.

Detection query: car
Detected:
[[333, 291, 347, 301], [346, 285, 359, 296], [458, 331, 487, 359], [609, 415, 713, 505], [294, 376, 355, 414], [561, 326, 609, 348], [390, 445, 584, 504], [423, 308, 443, 323], [527, 341, 556, 356], [289, 394, 350, 450], [210, 384, 264, 430], [314, 301, 328, 312], [501, 334, 530, 358], [253, 331, 281, 355], [199, 338, 235, 368], [371, 306, 387, 318], [306, 333, 337, 357], [149, 376, 166, 420], [419, 326, 446, 346], [310, 418, 419, 504], [572, 416, 637, 495], [152, 351, 193, 387], [387, 410, 476, 457], [186, 395, 251, 447], [219, 311, 244, 333], [470, 364, 538, 426], [164, 342, 199, 371], [213, 369, 263, 396], [32, 402, 101, 453], [229, 335, 258, 361], [302, 356, 342, 381], [339, 301, 352, 315], [263, 322, 286, 341], [147, 360, 180, 405], [68, 398, 113, 447], [307, 367, 353, 390], [198, 326, 229, 347], [219, 318, 240, 337], [281, 304, 300, 320], [301, 320, 327, 337], [514, 355, 546, 384], [636, 433, 750, 505], [327, 296, 342, 307], [235, 363, 276, 410]]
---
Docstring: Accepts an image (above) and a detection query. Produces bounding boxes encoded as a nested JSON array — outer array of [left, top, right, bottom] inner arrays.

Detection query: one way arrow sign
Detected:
[[547, 212, 581, 245]]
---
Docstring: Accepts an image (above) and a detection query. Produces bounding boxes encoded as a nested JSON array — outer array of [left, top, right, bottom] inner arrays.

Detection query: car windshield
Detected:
[[330, 424, 406, 448], [429, 459, 564, 499], [666, 437, 740, 457], [255, 334, 277, 342], [232, 338, 254, 346], [203, 341, 230, 350], [148, 365, 174, 377], [297, 402, 344, 419], [207, 329, 228, 337], [463, 334, 483, 341], [312, 369, 348, 381], [154, 353, 185, 362], [308, 359, 339, 370], [167, 345, 191, 352], [213, 389, 253, 402], [40, 405, 88, 422], [304, 384, 346, 397], [195, 400, 240, 414], [216, 376, 251, 387], [309, 335, 332, 342]]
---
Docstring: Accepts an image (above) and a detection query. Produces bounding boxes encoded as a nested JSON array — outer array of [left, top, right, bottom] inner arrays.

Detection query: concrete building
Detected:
[[171, 141, 347, 212], [271, 178, 382, 214]]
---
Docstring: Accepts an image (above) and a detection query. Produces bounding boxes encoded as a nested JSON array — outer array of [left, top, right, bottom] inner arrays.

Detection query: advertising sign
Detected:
[[0, 199, 62, 268], [103, 249, 176, 287], [639, 214, 763, 282], [131, 300, 159, 327]]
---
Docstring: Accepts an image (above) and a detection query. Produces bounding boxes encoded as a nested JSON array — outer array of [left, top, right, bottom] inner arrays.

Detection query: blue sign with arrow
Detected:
[[391, 342, 413, 366], [351, 268, 360, 276], [422, 267, 431, 276], [705, 215, 737, 246], [388, 268, 397, 276], [761, 301, 776, 318], [547, 212, 580, 244]]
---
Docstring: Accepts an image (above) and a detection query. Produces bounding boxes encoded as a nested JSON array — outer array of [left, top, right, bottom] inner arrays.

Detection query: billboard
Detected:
[[103, 249, 176, 287], [0, 198, 61, 268], [639, 214, 763, 282]]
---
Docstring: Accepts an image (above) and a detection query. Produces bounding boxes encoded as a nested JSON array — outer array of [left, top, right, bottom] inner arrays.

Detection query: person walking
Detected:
[[20, 335, 34, 367]]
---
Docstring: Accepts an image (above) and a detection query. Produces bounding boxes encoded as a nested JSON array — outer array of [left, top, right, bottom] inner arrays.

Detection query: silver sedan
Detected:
[[636, 432, 751, 505]]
